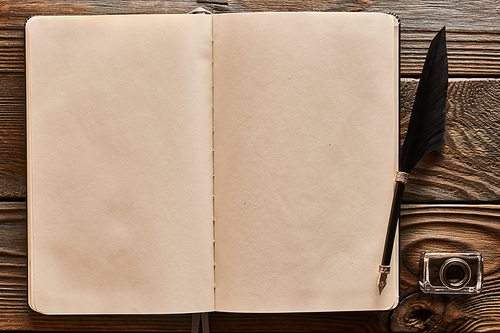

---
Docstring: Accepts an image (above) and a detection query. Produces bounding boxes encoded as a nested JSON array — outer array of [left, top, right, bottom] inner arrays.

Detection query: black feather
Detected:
[[400, 27, 448, 172]]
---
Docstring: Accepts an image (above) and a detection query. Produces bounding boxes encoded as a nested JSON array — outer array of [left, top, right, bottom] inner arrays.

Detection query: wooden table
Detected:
[[1, 0, 499, 331]]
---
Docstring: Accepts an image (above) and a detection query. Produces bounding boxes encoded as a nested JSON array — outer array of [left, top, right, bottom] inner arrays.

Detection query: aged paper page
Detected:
[[26, 14, 214, 314], [213, 12, 399, 312]]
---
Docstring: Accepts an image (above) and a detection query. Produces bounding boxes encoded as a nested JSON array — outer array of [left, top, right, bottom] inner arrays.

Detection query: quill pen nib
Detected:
[[378, 265, 390, 294]]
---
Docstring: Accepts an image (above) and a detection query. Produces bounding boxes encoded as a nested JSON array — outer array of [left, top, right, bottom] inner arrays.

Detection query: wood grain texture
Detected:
[[401, 79, 500, 201], [4, 204, 500, 332], [0, 29, 24, 73], [400, 30, 500, 77], [0, 73, 25, 198], [393, 204, 500, 332], [5, 0, 500, 31]]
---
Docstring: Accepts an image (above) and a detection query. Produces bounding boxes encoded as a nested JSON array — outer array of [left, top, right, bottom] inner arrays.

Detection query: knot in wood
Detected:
[[390, 293, 446, 332]]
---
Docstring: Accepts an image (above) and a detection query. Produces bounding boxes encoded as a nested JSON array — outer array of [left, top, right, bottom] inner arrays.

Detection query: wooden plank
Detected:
[[401, 30, 500, 77], [3, 78, 499, 200], [364, 0, 500, 32], [401, 79, 500, 201], [393, 204, 500, 332], [3, 203, 500, 331], [3, 0, 500, 32], [209, 311, 390, 332], [0, 72, 25, 198], [0, 29, 24, 73]]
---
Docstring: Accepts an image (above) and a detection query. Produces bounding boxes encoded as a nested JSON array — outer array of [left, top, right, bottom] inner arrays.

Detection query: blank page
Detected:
[[213, 12, 399, 312], [26, 14, 214, 314]]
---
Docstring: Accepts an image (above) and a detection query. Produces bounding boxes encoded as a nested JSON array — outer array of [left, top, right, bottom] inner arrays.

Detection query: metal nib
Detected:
[[378, 265, 390, 294], [378, 272, 387, 294]]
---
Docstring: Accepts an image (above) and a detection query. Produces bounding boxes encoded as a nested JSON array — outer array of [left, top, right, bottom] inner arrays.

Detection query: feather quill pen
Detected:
[[378, 27, 448, 294]]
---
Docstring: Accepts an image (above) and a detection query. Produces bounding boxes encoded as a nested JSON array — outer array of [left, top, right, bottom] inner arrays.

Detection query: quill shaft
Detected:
[[381, 180, 406, 266], [378, 176, 407, 294]]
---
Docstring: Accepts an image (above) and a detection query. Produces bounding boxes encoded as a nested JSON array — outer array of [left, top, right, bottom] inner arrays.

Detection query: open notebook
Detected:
[[25, 12, 400, 314]]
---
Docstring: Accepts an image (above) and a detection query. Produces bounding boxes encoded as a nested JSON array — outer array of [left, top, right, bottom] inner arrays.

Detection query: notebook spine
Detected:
[[212, 17, 216, 295], [189, 5, 216, 295]]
